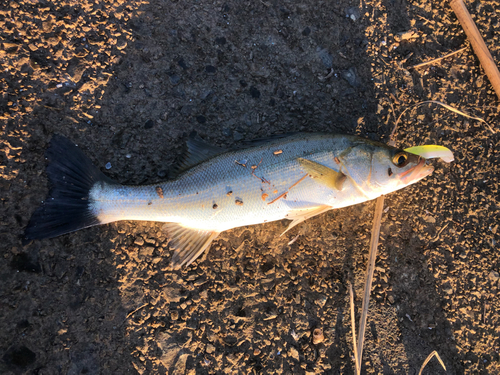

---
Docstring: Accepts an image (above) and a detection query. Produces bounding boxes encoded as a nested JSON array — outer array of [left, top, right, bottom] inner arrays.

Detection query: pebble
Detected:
[[312, 328, 324, 344], [315, 295, 327, 308], [442, 284, 454, 295], [342, 67, 359, 87], [488, 271, 499, 282], [139, 247, 154, 258], [144, 119, 154, 129], [134, 237, 145, 246], [289, 347, 299, 361], [345, 7, 360, 21], [170, 311, 179, 320], [105, 162, 112, 170], [317, 48, 333, 69]]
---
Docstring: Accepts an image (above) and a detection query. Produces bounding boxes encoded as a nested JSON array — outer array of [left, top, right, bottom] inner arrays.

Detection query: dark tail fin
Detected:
[[25, 135, 115, 240]]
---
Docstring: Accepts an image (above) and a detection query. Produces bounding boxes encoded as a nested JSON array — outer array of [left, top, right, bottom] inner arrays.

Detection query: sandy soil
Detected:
[[1, 0, 499, 373]]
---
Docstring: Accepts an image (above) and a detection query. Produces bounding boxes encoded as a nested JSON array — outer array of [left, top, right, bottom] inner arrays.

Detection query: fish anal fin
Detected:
[[281, 205, 331, 236], [162, 223, 219, 269], [172, 134, 225, 177], [297, 158, 346, 191]]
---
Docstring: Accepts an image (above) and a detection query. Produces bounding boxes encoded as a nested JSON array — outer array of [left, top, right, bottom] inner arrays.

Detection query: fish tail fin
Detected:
[[25, 135, 115, 240]]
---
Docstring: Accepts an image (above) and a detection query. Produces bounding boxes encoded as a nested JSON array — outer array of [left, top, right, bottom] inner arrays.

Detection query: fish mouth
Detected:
[[400, 158, 434, 185]]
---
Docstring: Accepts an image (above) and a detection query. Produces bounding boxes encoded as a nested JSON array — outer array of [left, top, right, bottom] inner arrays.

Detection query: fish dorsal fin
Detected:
[[172, 135, 226, 177], [163, 223, 220, 269], [281, 204, 332, 236], [297, 158, 346, 191]]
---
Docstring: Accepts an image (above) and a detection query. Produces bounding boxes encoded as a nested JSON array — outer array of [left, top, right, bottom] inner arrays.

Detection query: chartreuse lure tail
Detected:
[[404, 145, 454, 163]]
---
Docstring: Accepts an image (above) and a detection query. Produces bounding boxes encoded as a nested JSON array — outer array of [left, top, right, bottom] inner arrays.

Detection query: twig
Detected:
[[431, 222, 449, 242], [267, 174, 308, 205], [450, 0, 500, 100], [125, 303, 149, 320], [410, 46, 468, 69], [418, 350, 447, 375], [394, 100, 495, 134], [348, 282, 360, 375], [318, 68, 335, 81], [356, 195, 385, 370]]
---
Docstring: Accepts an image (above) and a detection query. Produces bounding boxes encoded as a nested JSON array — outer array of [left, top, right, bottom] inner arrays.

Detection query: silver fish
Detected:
[[25, 133, 434, 268]]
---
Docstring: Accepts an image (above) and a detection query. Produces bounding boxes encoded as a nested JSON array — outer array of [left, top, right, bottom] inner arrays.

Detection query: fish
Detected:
[[25, 133, 440, 269]]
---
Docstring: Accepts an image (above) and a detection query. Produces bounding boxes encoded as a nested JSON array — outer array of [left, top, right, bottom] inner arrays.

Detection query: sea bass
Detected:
[[25, 133, 439, 268]]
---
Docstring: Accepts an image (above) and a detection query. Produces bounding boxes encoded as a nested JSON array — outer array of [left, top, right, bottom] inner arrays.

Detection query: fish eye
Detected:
[[392, 152, 409, 168]]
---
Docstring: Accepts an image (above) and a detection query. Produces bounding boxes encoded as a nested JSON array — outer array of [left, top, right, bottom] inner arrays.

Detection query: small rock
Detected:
[[206, 344, 215, 354], [342, 67, 359, 87], [116, 40, 127, 50], [289, 347, 299, 361], [488, 271, 499, 282], [105, 162, 112, 170], [388, 295, 395, 304], [134, 237, 145, 246], [423, 215, 436, 223], [317, 48, 333, 69], [139, 246, 154, 258], [144, 238, 156, 245], [170, 310, 179, 320], [144, 119, 154, 129], [316, 295, 328, 308], [345, 7, 360, 21], [312, 328, 324, 344], [442, 284, 453, 295]]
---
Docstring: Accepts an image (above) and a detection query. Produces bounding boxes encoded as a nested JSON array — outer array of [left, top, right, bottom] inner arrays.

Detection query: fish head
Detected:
[[368, 145, 434, 195], [340, 140, 434, 198]]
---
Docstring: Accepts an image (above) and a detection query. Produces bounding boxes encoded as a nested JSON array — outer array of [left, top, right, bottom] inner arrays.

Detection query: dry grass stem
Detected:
[[348, 282, 360, 375], [418, 350, 447, 375], [394, 100, 495, 134], [124, 303, 149, 324], [410, 46, 468, 69], [356, 195, 385, 369]]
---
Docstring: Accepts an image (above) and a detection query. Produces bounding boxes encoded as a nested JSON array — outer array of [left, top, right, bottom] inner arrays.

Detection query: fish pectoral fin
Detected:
[[297, 158, 346, 190], [163, 223, 220, 269], [281, 205, 332, 236]]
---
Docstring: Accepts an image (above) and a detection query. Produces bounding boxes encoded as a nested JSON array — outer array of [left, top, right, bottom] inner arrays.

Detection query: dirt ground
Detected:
[[1, 0, 499, 373]]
